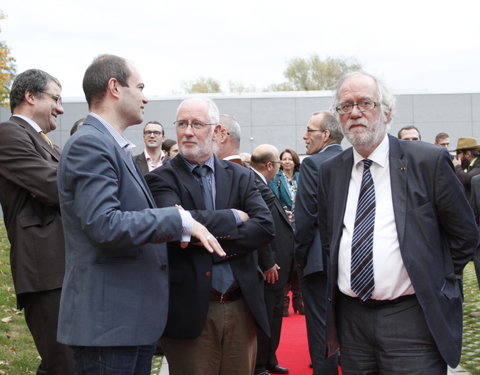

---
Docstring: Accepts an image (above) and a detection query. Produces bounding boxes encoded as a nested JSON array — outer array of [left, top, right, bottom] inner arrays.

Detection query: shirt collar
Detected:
[[352, 133, 389, 169], [183, 154, 215, 174], [13, 114, 42, 133], [89, 112, 136, 153], [251, 167, 267, 184]]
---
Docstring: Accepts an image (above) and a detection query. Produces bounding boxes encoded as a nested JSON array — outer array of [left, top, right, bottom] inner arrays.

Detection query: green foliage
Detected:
[[0, 11, 17, 108], [278, 55, 362, 91], [182, 77, 221, 94]]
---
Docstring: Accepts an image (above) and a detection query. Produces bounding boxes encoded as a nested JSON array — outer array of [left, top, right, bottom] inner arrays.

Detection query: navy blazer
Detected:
[[318, 135, 479, 367], [294, 144, 343, 276], [57, 115, 184, 346], [146, 155, 274, 339]]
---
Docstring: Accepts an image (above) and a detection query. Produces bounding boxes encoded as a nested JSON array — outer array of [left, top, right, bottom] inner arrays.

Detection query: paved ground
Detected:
[[151, 263, 480, 375], [151, 356, 471, 375]]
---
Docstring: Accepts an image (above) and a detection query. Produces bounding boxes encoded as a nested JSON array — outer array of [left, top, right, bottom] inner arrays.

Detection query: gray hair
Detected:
[[312, 111, 344, 144], [219, 114, 241, 147], [176, 97, 220, 125], [331, 71, 395, 125]]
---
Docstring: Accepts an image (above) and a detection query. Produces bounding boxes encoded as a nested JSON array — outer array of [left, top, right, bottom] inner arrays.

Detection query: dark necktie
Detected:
[[193, 165, 234, 293], [351, 159, 375, 301], [193, 165, 214, 210]]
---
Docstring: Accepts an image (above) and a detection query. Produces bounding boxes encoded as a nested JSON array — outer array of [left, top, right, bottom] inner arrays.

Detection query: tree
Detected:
[[182, 77, 221, 94], [268, 55, 362, 91], [0, 11, 16, 107]]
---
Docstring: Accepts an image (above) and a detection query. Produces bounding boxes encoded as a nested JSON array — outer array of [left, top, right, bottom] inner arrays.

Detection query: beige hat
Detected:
[[451, 137, 480, 152]]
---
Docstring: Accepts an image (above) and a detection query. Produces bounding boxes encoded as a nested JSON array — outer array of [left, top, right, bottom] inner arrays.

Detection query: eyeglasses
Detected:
[[306, 128, 325, 133], [174, 120, 217, 130], [335, 100, 379, 115], [269, 160, 282, 165], [144, 130, 163, 136], [41, 91, 62, 105]]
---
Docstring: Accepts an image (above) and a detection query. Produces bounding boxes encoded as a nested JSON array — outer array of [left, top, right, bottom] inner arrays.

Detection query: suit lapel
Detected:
[[388, 135, 408, 250], [86, 115, 156, 208], [13, 116, 62, 161], [172, 156, 205, 209], [331, 149, 354, 253]]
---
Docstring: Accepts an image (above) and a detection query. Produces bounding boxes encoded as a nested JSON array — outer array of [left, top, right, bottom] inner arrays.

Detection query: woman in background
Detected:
[[268, 148, 303, 316]]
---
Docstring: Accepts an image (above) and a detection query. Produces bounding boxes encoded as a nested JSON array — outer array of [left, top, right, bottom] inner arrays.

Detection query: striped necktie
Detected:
[[351, 159, 375, 301]]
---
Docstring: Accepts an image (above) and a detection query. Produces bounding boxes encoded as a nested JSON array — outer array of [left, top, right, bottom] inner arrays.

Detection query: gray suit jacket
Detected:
[[318, 135, 479, 367], [57, 114, 183, 346], [0, 116, 65, 303], [294, 144, 343, 276]]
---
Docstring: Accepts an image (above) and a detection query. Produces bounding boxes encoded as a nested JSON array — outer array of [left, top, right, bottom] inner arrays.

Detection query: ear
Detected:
[[106, 78, 121, 99], [24, 90, 37, 105]]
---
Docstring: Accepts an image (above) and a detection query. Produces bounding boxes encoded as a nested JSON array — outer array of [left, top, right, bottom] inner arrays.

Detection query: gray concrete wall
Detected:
[[1, 91, 479, 218]]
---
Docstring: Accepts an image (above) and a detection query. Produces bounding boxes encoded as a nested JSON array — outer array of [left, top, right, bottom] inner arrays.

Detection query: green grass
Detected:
[[0, 218, 479, 374], [0, 219, 38, 374]]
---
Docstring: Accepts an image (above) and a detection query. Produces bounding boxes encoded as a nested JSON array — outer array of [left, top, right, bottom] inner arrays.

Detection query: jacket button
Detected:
[[205, 271, 212, 277]]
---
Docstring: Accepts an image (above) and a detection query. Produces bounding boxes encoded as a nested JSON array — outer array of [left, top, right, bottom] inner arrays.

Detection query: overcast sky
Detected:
[[1, 0, 479, 100]]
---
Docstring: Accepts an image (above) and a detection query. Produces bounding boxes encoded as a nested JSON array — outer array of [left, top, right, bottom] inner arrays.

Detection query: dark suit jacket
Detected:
[[0, 116, 65, 303], [318, 135, 479, 367], [133, 151, 170, 175], [253, 172, 294, 291], [472, 175, 480, 225], [57, 115, 184, 346], [454, 156, 480, 201], [294, 144, 342, 276], [145, 155, 274, 339]]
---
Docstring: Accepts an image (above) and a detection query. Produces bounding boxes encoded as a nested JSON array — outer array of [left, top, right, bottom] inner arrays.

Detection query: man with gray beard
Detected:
[[317, 71, 478, 374]]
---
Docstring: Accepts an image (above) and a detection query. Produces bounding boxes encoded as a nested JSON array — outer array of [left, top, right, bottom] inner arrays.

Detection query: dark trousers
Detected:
[[256, 286, 284, 373], [301, 273, 338, 375], [71, 344, 156, 375], [21, 289, 74, 375], [337, 293, 446, 375]]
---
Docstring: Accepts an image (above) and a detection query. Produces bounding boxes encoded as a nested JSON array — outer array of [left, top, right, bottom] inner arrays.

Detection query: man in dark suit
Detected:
[[57, 55, 223, 375], [0, 69, 74, 374], [133, 120, 169, 174], [250, 144, 293, 375], [145, 97, 274, 375], [317, 71, 479, 374], [471, 175, 480, 291], [294, 111, 343, 375]]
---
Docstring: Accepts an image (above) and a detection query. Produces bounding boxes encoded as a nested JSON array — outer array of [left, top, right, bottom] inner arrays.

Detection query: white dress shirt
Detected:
[[338, 134, 415, 300]]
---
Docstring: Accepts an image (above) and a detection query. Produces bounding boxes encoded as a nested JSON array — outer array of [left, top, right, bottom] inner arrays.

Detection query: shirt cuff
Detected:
[[231, 209, 242, 226], [179, 210, 193, 242]]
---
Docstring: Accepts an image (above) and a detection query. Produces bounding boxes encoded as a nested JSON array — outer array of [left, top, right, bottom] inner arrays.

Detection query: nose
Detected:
[[349, 104, 363, 118], [56, 103, 65, 115]]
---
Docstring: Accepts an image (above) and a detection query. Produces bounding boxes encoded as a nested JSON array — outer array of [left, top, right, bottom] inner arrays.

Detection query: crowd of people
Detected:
[[0, 54, 479, 375]]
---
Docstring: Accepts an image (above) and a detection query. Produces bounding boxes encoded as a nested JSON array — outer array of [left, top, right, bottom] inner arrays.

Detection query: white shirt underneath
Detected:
[[338, 134, 415, 300]]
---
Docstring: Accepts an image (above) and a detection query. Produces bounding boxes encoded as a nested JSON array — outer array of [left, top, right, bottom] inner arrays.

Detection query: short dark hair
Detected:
[[435, 132, 449, 143], [70, 117, 86, 136], [398, 125, 421, 140], [144, 121, 164, 135], [82, 54, 130, 107], [162, 139, 177, 153], [10, 69, 61, 113]]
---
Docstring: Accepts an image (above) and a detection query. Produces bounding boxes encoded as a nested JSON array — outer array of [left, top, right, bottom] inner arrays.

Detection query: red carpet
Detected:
[[276, 303, 312, 374], [276, 300, 342, 375]]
